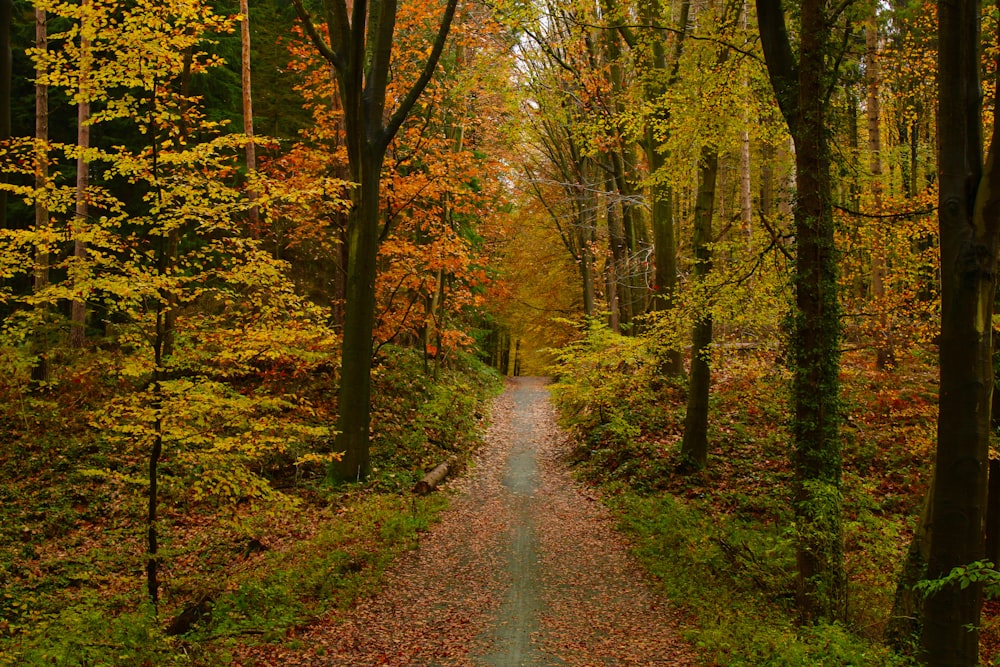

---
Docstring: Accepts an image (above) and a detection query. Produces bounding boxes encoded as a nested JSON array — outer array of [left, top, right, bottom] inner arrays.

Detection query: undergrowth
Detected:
[[0, 344, 501, 666], [549, 322, 933, 666]]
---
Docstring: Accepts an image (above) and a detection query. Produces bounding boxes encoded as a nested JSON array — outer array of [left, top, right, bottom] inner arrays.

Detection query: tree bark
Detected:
[[757, 0, 845, 622], [71, 3, 92, 349], [986, 458, 1000, 568], [30, 7, 50, 386], [886, 481, 933, 651], [738, 0, 752, 244], [34, 8, 48, 292], [866, 17, 894, 370], [240, 0, 259, 229], [0, 0, 11, 232], [292, 0, 459, 483], [639, 0, 689, 374], [680, 147, 718, 471], [760, 142, 774, 217], [336, 153, 382, 482], [413, 461, 450, 495], [580, 158, 598, 317], [920, 0, 999, 661]]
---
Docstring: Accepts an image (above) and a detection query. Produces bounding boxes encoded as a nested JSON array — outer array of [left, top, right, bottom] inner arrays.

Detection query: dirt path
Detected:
[[251, 377, 696, 666]]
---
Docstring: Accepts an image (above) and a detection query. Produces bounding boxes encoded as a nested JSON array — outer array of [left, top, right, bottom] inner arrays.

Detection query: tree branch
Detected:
[[291, 0, 343, 71], [563, 18, 762, 64], [755, 0, 798, 136], [380, 0, 460, 149], [832, 203, 936, 219], [368, 0, 399, 124]]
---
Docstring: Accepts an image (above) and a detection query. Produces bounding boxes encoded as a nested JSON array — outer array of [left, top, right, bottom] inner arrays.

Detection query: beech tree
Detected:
[[756, 0, 846, 621], [920, 0, 1000, 661], [291, 0, 459, 482], [239, 0, 258, 228], [0, 0, 8, 233]]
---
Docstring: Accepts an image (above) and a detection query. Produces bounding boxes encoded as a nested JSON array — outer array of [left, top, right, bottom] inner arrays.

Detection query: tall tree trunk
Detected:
[[739, 132, 752, 241], [71, 4, 91, 349], [738, 0, 752, 244], [757, 0, 845, 622], [610, 149, 644, 327], [680, 147, 718, 471], [761, 141, 775, 217], [640, 0, 690, 375], [605, 254, 620, 333], [34, 9, 48, 289], [886, 481, 934, 651], [335, 152, 383, 482], [791, 0, 844, 623], [866, 17, 894, 369], [292, 0, 459, 483], [31, 7, 50, 385], [606, 171, 630, 331], [240, 0, 259, 229], [920, 0, 999, 662], [148, 310, 165, 607], [600, 17, 640, 331], [580, 158, 598, 317], [0, 0, 11, 232], [647, 134, 683, 370]]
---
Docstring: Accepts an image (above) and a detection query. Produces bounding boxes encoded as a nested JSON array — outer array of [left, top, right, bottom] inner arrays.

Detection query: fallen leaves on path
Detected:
[[236, 377, 696, 666]]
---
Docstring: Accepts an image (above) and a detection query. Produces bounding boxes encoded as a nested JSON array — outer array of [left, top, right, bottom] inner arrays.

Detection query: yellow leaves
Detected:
[[92, 370, 336, 511], [31, 0, 237, 125], [295, 451, 346, 466]]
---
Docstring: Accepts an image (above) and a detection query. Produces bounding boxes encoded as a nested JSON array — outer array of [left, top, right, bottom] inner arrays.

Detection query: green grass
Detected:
[[611, 492, 911, 666]]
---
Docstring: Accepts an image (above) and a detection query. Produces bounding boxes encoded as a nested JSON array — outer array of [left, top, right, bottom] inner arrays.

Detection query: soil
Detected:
[[243, 377, 696, 666]]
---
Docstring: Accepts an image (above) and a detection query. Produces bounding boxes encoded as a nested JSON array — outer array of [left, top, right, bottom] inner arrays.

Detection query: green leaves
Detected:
[[917, 560, 1000, 598]]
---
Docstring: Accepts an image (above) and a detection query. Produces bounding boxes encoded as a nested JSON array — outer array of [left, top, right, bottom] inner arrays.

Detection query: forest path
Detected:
[[252, 377, 696, 666]]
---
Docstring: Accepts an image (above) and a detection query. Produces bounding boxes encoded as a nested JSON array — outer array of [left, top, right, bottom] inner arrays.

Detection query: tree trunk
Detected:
[[292, 0, 459, 483], [35, 9, 48, 286], [886, 481, 934, 652], [738, 0, 752, 244], [605, 258, 620, 333], [921, 0, 998, 661], [986, 458, 1000, 567], [619, 152, 647, 323], [148, 322, 164, 607], [0, 0, 11, 232], [580, 159, 598, 318], [791, 0, 844, 623], [647, 140, 683, 359], [333, 153, 383, 483], [680, 147, 718, 471], [640, 0, 688, 375], [413, 461, 451, 495], [866, 17, 894, 370], [71, 7, 91, 349], [240, 0, 259, 229], [606, 171, 630, 332], [757, 0, 845, 622], [31, 7, 49, 386], [761, 141, 775, 217]]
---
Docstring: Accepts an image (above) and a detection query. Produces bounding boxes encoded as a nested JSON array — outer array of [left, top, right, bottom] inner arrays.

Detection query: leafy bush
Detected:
[[548, 322, 922, 665], [2, 596, 185, 667], [615, 493, 911, 666]]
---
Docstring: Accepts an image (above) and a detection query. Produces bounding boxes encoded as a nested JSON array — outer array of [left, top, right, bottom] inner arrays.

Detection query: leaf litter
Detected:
[[238, 377, 696, 666]]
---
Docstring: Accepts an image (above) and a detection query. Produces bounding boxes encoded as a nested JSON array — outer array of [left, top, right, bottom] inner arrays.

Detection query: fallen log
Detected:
[[413, 461, 450, 495]]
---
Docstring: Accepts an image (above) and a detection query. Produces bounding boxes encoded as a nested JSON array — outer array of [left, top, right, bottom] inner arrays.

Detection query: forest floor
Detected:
[[237, 376, 696, 666]]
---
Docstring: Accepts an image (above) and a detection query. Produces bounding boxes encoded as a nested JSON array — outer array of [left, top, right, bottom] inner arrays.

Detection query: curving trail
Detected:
[[248, 377, 696, 666]]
